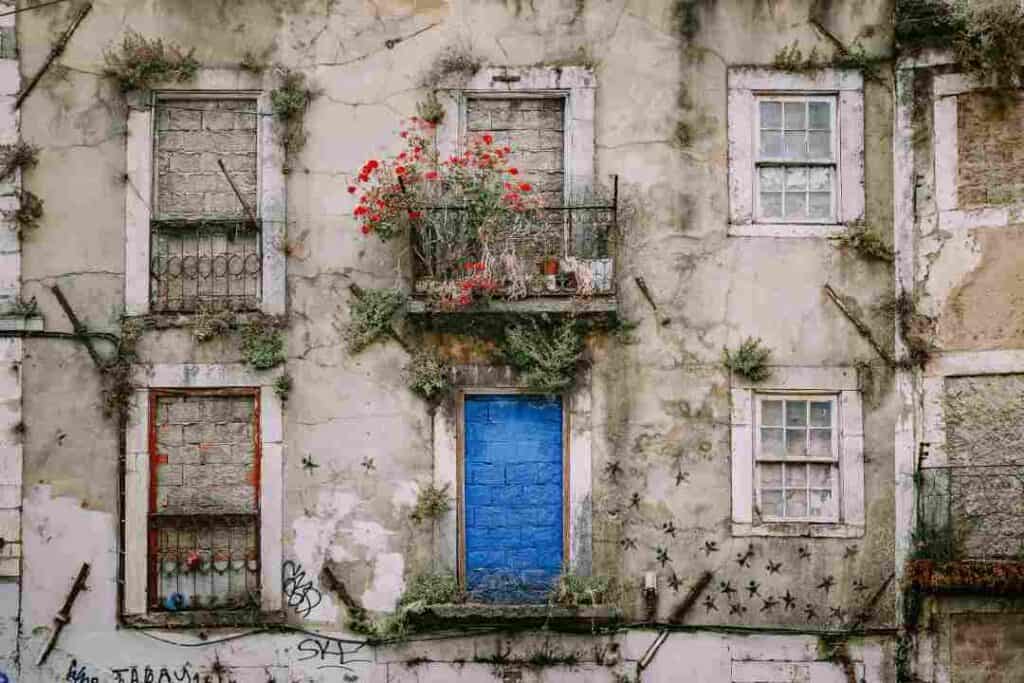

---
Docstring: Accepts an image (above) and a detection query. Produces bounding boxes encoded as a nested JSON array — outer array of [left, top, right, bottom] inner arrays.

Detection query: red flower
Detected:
[[425, 171, 438, 180], [408, 210, 422, 220], [518, 182, 532, 192], [508, 167, 519, 175], [503, 146, 511, 153], [359, 173, 369, 182], [368, 160, 379, 169], [400, 131, 408, 138], [395, 166, 407, 175], [361, 224, 371, 234], [370, 214, 381, 222], [482, 134, 493, 144], [354, 206, 368, 216], [347, 185, 357, 193], [398, 152, 407, 160]]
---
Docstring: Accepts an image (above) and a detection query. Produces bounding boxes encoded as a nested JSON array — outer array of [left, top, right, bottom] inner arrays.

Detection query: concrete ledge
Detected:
[[121, 609, 285, 629], [907, 560, 1024, 595], [406, 604, 622, 632], [0, 315, 42, 331], [407, 296, 617, 315]]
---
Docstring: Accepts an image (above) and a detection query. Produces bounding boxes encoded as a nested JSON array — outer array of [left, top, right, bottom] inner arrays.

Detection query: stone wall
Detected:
[[957, 92, 1024, 208], [951, 613, 1024, 683]]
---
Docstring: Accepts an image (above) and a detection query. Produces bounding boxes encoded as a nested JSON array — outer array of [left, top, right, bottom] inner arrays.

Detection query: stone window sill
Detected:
[[0, 315, 43, 331], [121, 609, 285, 630], [728, 223, 847, 238], [405, 604, 621, 632], [732, 522, 865, 539]]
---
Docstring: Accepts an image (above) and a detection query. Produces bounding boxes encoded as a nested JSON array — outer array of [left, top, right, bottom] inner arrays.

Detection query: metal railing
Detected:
[[149, 512, 260, 612], [150, 219, 262, 313]]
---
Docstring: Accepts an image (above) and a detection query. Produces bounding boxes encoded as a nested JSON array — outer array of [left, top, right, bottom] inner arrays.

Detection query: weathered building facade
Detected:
[[0, 0, 1016, 681]]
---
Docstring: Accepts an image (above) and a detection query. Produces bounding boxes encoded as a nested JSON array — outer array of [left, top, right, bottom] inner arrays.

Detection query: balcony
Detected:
[[407, 177, 619, 315]]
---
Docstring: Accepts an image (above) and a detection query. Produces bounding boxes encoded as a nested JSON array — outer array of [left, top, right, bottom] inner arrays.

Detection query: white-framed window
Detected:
[[754, 394, 839, 522], [755, 96, 837, 223], [122, 364, 285, 625], [728, 68, 864, 237], [124, 78, 287, 317], [730, 367, 864, 538]]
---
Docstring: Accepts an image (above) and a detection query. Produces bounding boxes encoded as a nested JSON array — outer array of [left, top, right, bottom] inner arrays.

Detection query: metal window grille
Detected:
[[149, 219, 262, 313]]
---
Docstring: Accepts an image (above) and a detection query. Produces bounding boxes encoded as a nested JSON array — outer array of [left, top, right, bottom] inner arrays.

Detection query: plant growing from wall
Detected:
[[831, 220, 894, 262], [240, 318, 285, 370], [348, 571, 464, 641], [271, 68, 315, 165], [344, 287, 406, 353], [273, 373, 292, 401], [6, 190, 44, 235], [191, 303, 234, 343], [102, 317, 145, 420], [410, 482, 452, 524], [415, 91, 445, 125], [0, 142, 38, 182], [502, 318, 585, 393], [550, 573, 618, 608], [723, 337, 772, 382], [418, 45, 482, 88], [892, 292, 934, 369], [405, 351, 451, 401], [103, 31, 199, 92]]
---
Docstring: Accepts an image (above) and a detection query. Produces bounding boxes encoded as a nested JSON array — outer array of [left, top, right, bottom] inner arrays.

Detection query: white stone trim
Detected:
[[727, 68, 865, 237], [435, 66, 597, 199], [729, 367, 864, 538], [123, 86, 287, 316], [932, 95, 957, 213], [122, 363, 285, 617], [732, 660, 863, 683], [924, 349, 1024, 378]]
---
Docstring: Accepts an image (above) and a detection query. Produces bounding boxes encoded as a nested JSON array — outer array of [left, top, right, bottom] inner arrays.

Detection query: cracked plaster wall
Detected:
[[12, 0, 897, 680]]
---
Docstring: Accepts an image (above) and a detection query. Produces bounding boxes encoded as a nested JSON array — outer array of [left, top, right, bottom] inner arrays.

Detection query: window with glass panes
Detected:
[[755, 97, 837, 222], [754, 395, 839, 522]]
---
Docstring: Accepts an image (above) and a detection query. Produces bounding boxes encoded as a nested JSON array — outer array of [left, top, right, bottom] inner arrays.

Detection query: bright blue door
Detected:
[[464, 394, 563, 603]]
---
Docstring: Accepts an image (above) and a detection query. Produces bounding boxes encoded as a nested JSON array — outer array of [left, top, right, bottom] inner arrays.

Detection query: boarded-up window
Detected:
[[151, 99, 261, 312], [465, 97, 565, 206], [149, 390, 260, 612], [957, 93, 1024, 208]]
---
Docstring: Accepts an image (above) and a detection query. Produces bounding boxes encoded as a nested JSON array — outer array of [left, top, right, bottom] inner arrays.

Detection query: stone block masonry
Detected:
[[957, 93, 1024, 208], [155, 99, 258, 220]]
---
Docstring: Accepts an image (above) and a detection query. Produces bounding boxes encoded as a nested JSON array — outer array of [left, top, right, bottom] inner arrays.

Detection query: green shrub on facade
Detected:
[[723, 337, 772, 383]]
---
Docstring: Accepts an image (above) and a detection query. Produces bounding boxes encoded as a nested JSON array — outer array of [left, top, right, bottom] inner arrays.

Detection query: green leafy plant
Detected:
[[418, 45, 482, 88], [344, 288, 406, 353], [0, 142, 38, 182], [550, 573, 617, 607], [348, 571, 463, 641], [273, 373, 292, 401], [6, 190, 43, 235], [405, 351, 451, 401], [191, 303, 235, 343], [410, 482, 452, 524], [271, 68, 315, 161], [773, 42, 821, 71], [102, 317, 145, 421], [240, 318, 285, 370], [103, 31, 199, 92], [832, 220, 894, 262], [399, 572, 463, 607], [416, 91, 446, 125], [502, 318, 584, 393], [723, 337, 772, 382]]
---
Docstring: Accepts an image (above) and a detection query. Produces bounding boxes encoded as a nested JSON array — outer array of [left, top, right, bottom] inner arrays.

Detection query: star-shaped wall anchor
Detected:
[[729, 603, 747, 616], [603, 460, 622, 481], [782, 590, 797, 610], [301, 454, 319, 473], [656, 546, 671, 567], [703, 540, 719, 556], [719, 580, 737, 597], [361, 456, 375, 472], [628, 492, 641, 510], [765, 560, 782, 574], [843, 544, 859, 559], [702, 595, 718, 613], [817, 575, 835, 595], [804, 605, 818, 620], [798, 546, 812, 560], [668, 572, 682, 592], [760, 596, 779, 612], [662, 521, 677, 537], [829, 606, 845, 621], [675, 470, 690, 486], [853, 579, 869, 593], [736, 544, 755, 568], [745, 580, 760, 598], [619, 537, 637, 551]]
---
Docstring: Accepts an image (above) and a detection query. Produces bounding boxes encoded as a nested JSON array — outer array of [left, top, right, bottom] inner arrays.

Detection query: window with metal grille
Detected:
[[150, 98, 261, 312], [148, 390, 261, 612], [755, 96, 837, 223], [754, 394, 840, 522]]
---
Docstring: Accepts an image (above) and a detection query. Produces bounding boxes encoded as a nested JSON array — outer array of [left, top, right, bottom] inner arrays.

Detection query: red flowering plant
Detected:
[[348, 121, 543, 308]]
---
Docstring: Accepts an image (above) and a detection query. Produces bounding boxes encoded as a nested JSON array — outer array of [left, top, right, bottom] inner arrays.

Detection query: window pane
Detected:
[[809, 401, 832, 426], [808, 131, 831, 158], [785, 167, 808, 190], [761, 192, 782, 218], [786, 429, 808, 457], [761, 463, 783, 485], [784, 464, 806, 487], [760, 101, 782, 129], [784, 101, 806, 130], [809, 167, 832, 191], [784, 193, 806, 218], [809, 463, 832, 487], [809, 488, 833, 517], [809, 429, 832, 457], [759, 167, 783, 191], [762, 400, 784, 425], [808, 193, 831, 219], [761, 428, 785, 457], [762, 489, 783, 517], [784, 132, 806, 160], [785, 401, 807, 427], [808, 101, 831, 129], [785, 490, 808, 517], [761, 131, 783, 157]]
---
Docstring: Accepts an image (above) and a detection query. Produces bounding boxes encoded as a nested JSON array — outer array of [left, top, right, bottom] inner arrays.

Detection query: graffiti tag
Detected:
[[296, 636, 370, 674], [282, 560, 322, 617]]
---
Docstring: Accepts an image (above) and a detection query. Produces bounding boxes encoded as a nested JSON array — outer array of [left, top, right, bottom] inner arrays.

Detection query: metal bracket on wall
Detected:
[[36, 562, 90, 666], [15, 2, 92, 109]]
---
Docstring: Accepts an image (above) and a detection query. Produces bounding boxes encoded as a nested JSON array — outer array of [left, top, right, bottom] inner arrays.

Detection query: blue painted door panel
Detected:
[[464, 395, 563, 603]]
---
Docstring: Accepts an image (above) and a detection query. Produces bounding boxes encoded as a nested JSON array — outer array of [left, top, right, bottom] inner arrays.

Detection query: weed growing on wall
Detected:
[[6, 190, 43, 235], [102, 317, 145, 420], [415, 92, 446, 125], [418, 44, 482, 88], [273, 373, 292, 401], [0, 142, 38, 182], [399, 572, 463, 606], [271, 68, 316, 164], [348, 571, 464, 641], [410, 482, 452, 524], [723, 337, 772, 382], [405, 351, 451, 402], [891, 292, 934, 368], [240, 318, 285, 370], [103, 31, 199, 91], [773, 41, 882, 81], [502, 318, 585, 393], [191, 303, 234, 343], [831, 220, 895, 262], [550, 573, 618, 608], [344, 288, 406, 353]]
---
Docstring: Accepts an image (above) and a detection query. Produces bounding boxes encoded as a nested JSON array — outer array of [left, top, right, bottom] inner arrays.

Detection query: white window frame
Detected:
[[122, 363, 285, 619], [728, 68, 864, 237], [432, 66, 596, 201], [753, 95, 839, 224], [933, 72, 1024, 230], [753, 393, 840, 524], [730, 366, 864, 538], [124, 75, 287, 316]]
